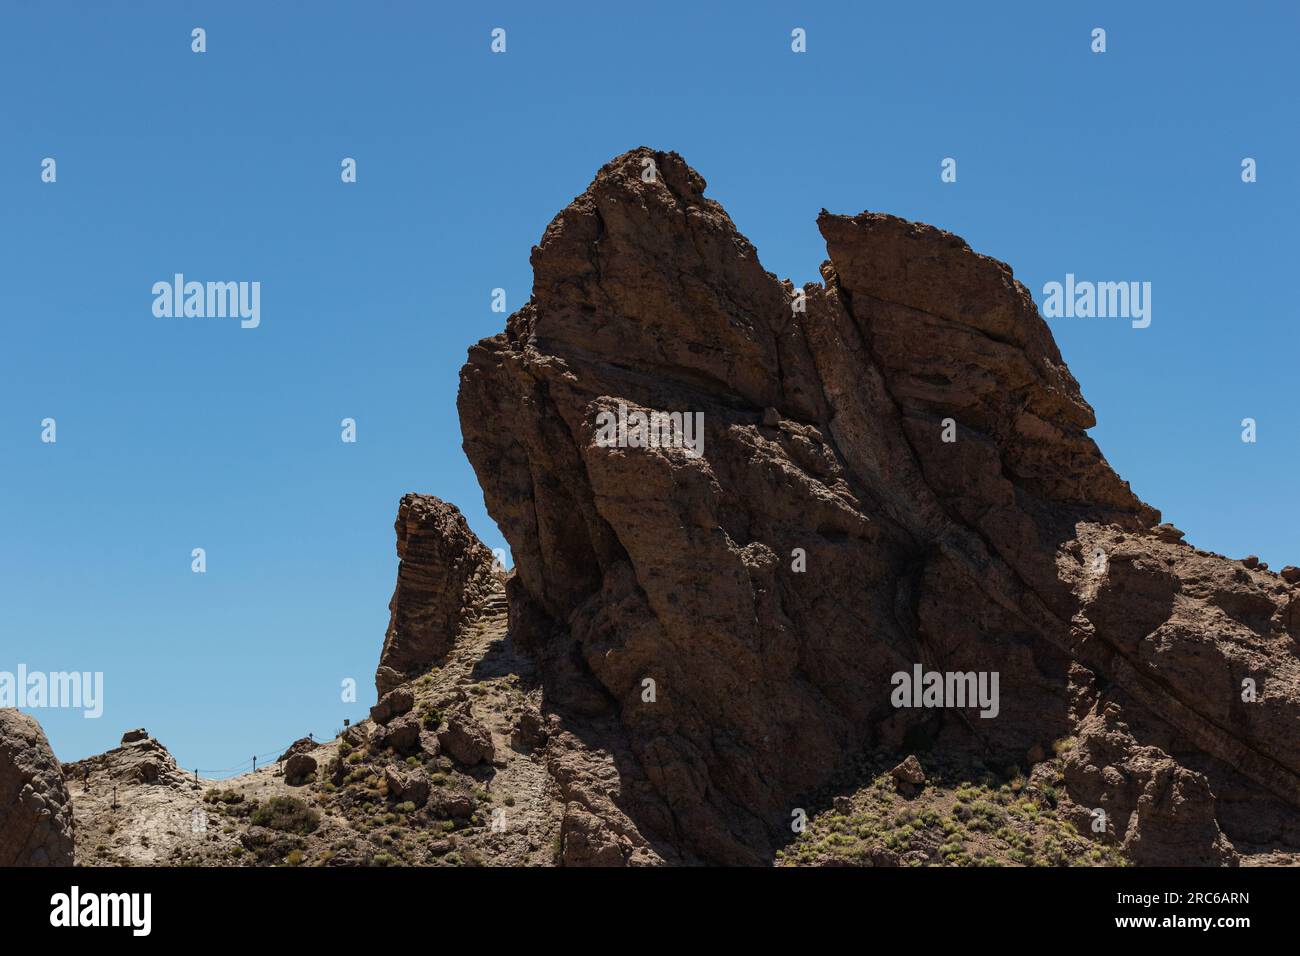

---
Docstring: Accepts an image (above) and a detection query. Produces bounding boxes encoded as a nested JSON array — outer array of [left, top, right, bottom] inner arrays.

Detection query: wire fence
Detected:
[[186, 723, 358, 780]]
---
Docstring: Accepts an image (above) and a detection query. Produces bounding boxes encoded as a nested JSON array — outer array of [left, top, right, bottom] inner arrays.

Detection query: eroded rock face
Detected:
[[0, 709, 75, 866], [437, 701, 495, 767], [375, 494, 502, 695], [458, 148, 1300, 864]]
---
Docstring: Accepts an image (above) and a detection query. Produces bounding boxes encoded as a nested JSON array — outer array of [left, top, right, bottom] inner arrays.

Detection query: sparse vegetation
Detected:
[[249, 796, 321, 835], [774, 750, 1127, 868], [420, 704, 444, 731]]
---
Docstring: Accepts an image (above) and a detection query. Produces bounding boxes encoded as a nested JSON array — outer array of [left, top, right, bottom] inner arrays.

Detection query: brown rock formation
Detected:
[[284, 752, 318, 786], [0, 709, 75, 866], [457, 147, 1300, 864], [276, 736, 318, 763], [375, 494, 502, 695], [63, 728, 188, 788]]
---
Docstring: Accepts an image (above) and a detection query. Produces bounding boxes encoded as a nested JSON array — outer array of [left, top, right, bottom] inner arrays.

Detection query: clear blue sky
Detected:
[[2, 1, 1295, 773]]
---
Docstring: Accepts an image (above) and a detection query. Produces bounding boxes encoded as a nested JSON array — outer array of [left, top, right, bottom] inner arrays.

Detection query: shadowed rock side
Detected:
[[458, 147, 1300, 865], [0, 709, 75, 865], [376, 494, 502, 695]]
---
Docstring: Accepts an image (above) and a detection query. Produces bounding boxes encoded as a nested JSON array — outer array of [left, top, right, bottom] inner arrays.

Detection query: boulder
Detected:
[[891, 755, 926, 787], [378, 716, 421, 756], [370, 689, 414, 726], [284, 753, 317, 786], [383, 766, 430, 808], [0, 710, 75, 866], [560, 803, 625, 867], [429, 790, 475, 820], [276, 737, 318, 763], [437, 702, 494, 766], [890, 755, 926, 797]]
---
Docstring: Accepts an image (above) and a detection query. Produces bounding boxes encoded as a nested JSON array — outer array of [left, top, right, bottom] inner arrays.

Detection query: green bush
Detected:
[[249, 796, 320, 834], [421, 706, 443, 731]]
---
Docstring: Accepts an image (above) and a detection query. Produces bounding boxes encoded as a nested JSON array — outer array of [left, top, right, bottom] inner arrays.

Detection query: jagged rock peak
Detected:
[[375, 493, 502, 695], [458, 148, 1300, 865]]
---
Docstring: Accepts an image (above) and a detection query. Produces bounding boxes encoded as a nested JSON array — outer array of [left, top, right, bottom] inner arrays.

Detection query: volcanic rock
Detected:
[[383, 766, 430, 808], [457, 147, 1300, 865], [370, 688, 414, 726], [0, 710, 75, 866], [437, 701, 495, 766], [1152, 523, 1185, 543], [377, 716, 421, 756], [559, 802, 626, 866], [284, 752, 317, 786], [429, 789, 475, 819], [64, 729, 185, 789], [276, 736, 318, 763], [375, 494, 502, 695], [890, 756, 927, 793]]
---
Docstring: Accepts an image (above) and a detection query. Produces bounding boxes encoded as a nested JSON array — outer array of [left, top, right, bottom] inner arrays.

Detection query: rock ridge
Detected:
[[457, 146, 1300, 865]]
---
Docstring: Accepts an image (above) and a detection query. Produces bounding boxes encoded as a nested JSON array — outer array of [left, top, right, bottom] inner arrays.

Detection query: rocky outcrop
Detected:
[[370, 689, 414, 725], [284, 752, 318, 786], [375, 494, 503, 696], [276, 737, 318, 763], [376, 716, 421, 756], [890, 755, 926, 797], [0, 710, 75, 866], [437, 701, 495, 766], [383, 766, 430, 808], [457, 147, 1300, 865], [62, 728, 187, 789]]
